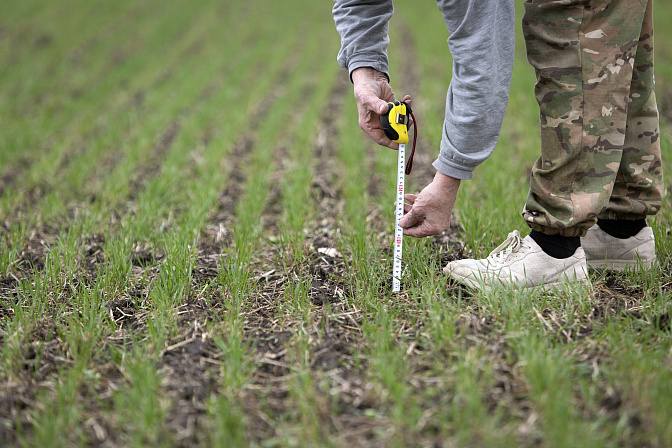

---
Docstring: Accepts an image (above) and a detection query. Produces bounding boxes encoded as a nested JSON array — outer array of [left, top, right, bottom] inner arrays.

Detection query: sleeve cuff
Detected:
[[432, 157, 474, 181]]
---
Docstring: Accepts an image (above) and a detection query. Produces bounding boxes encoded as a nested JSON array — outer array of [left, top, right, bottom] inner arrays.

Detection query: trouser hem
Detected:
[[597, 212, 649, 221], [526, 222, 587, 238]]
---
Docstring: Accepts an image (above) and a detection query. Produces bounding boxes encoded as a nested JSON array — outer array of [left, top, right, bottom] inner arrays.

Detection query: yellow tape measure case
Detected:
[[381, 101, 410, 144]]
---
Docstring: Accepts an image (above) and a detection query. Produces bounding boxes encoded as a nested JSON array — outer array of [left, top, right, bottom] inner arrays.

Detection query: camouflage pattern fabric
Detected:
[[522, 0, 664, 237]]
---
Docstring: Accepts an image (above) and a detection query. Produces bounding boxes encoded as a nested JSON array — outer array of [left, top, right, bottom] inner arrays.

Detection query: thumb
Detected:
[[358, 89, 389, 115], [376, 100, 389, 115], [399, 208, 422, 229]]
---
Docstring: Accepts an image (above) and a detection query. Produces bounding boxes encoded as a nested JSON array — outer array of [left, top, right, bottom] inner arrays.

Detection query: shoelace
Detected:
[[488, 230, 524, 263]]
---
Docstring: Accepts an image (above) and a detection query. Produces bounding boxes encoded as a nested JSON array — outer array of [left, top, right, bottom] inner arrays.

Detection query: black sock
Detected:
[[529, 230, 581, 259], [597, 219, 647, 239]]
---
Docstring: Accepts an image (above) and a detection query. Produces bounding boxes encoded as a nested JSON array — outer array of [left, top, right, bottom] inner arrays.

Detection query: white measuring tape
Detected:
[[392, 143, 405, 292], [382, 100, 416, 293]]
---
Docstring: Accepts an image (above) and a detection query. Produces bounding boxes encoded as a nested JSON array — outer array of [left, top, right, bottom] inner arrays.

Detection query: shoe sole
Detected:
[[448, 272, 592, 293], [586, 258, 655, 271]]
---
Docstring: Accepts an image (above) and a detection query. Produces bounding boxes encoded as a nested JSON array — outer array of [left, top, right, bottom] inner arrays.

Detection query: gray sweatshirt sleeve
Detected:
[[332, 0, 393, 81], [332, 0, 514, 179], [433, 0, 515, 180]]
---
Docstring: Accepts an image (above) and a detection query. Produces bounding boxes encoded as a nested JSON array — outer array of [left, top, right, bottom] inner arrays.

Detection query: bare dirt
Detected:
[[1, 78, 671, 448]]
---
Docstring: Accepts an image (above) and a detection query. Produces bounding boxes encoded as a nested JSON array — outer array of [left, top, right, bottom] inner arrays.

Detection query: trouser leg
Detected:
[[521, 0, 662, 237], [599, 0, 663, 220]]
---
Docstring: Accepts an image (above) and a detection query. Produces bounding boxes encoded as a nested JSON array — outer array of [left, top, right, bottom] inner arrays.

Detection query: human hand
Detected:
[[351, 67, 410, 150], [398, 172, 461, 238]]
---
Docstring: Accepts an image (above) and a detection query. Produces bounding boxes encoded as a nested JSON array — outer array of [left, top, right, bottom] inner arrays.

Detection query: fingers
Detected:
[[395, 195, 417, 213], [356, 89, 390, 116], [401, 211, 450, 238], [357, 104, 398, 149], [403, 226, 433, 238], [365, 97, 390, 116], [402, 217, 444, 238], [398, 208, 421, 229], [394, 196, 416, 214], [363, 126, 397, 149], [352, 81, 412, 150], [394, 201, 415, 215]]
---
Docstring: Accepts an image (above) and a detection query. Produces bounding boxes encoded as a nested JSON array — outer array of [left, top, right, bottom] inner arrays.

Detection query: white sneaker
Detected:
[[444, 230, 589, 292], [581, 225, 656, 271]]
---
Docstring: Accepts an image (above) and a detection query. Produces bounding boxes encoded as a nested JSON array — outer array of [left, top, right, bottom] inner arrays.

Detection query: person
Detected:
[[333, 0, 663, 291]]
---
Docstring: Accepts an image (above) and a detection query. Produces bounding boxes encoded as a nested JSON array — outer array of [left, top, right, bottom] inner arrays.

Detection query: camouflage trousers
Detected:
[[522, 0, 664, 237]]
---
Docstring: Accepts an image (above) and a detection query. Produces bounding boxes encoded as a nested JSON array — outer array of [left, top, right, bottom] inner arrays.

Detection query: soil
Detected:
[[1, 74, 671, 448]]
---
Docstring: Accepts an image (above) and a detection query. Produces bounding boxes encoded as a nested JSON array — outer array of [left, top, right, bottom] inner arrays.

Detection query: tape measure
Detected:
[[381, 101, 417, 175], [381, 101, 417, 292]]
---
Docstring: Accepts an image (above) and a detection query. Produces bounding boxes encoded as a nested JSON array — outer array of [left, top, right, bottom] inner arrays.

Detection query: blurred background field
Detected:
[[0, 1, 671, 447]]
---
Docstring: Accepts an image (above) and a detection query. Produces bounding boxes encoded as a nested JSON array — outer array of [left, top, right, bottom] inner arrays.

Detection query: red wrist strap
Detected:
[[405, 108, 417, 175]]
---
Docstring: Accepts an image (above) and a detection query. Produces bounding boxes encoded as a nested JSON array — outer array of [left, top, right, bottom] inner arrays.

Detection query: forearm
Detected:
[[332, 0, 394, 81], [434, 0, 516, 179]]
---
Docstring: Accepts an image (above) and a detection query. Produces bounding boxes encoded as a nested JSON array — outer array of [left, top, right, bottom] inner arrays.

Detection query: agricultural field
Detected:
[[0, 1, 671, 447]]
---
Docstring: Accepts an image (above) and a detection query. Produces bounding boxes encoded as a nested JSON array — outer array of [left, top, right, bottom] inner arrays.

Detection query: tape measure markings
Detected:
[[393, 143, 405, 292]]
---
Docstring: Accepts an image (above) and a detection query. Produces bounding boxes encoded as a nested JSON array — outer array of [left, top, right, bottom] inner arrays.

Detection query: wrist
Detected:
[[433, 171, 461, 191], [351, 67, 386, 85]]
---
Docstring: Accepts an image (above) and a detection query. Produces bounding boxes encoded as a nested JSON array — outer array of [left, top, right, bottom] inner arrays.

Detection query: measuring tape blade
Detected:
[[393, 143, 405, 292]]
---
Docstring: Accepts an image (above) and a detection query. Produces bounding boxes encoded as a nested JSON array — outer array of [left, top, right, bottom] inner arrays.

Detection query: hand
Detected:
[[398, 172, 461, 238], [351, 67, 410, 150]]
